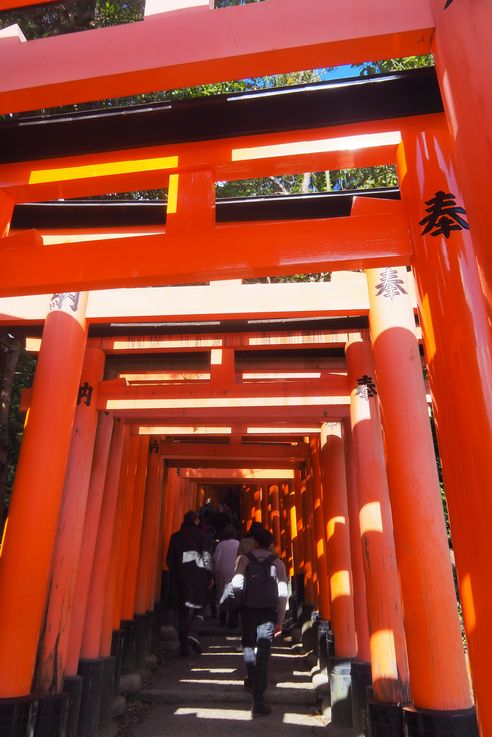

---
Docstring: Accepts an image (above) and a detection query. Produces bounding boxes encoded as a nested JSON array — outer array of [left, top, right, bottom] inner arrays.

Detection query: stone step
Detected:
[[140, 684, 320, 706]]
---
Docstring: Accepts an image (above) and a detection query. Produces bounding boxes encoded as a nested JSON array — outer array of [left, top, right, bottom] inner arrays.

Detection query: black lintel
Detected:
[[0, 68, 443, 164], [12, 188, 401, 229]]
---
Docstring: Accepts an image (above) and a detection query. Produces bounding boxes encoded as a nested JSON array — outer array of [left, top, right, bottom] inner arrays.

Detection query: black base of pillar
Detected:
[[120, 620, 137, 675], [0, 696, 37, 737], [299, 603, 315, 626], [351, 660, 372, 737], [151, 604, 162, 655], [62, 676, 83, 737], [328, 656, 356, 729], [317, 620, 333, 671], [77, 658, 104, 737], [368, 698, 404, 737], [98, 657, 116, 730], [135, 614, 149, 671], [110, 630, 123, 694], [403, 706, 478, 737], [145, 611, 155, 656], [34, 693, 69, 737]]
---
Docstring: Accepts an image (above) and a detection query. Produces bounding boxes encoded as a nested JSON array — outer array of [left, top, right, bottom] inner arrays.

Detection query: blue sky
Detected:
[[320, 65, 363, 80]]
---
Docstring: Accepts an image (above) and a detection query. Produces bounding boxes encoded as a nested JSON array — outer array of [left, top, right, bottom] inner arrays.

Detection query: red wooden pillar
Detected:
[[309, 438, 331, 621], [345, 335, 411, 707], [243, 485, 253, 533], [253, 486, 262, 524], [110, 435, 139, 633], [319, 424, 356, 658], [300, 468, 316, 605], [342, 421, 370, 664], [366, 265, 473, 718], [160, 465, 176, 572], [136, 449, 161, 613], [268, 484, 281, 552], [80, 427, 130, 661], [279, 482, 291, 573], [261, 484, 269, 528], [0, 291, 88, 699], [121, 436, 150, 623], [398, 124, 487, 731], [34, 347, 106, 695], [142, 448, 163, 611], [150, 460, 165, 608], [65, 417, 123, 676], [431, 0, 492, 327], [288, 482, 299, 576], [154, 463, 171, 605], [293, 469, 305, 580]]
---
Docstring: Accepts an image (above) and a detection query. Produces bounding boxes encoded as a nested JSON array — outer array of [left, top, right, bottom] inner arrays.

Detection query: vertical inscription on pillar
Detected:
[[444, 0, 455, 7], [375, 268, 408, 300], [150, 439, 159, 454], [77, 382, 94, 406], [355, 375, 377, 401], [49, 292, 81, 312], [420, 191, 469, 238]]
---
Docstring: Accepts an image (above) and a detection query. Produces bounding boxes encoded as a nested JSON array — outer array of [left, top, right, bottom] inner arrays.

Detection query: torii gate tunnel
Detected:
[[0, 0, 491, 736]]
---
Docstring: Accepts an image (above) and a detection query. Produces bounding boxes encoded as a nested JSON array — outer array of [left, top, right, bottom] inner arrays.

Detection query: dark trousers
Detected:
[[241, 606, 276, 707], [178, 605, 204, 648]]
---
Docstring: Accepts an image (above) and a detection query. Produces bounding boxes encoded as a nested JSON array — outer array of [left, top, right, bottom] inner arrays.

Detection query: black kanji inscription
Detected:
[[444, 0, 454, 8], [375, 268, 408, 300], [420, 191, 469, 239], [150, 439, 159, 454], [77, 382, 94, 407], [355, 375, 378, 401], [49, 292, 80, 312]]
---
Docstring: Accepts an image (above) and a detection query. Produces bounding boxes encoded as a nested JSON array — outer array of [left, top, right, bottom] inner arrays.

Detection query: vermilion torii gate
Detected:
[[0, 1, 491, 736]]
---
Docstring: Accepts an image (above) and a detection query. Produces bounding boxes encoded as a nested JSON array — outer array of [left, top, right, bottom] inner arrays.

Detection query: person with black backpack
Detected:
[[231, 526, 288, 718]]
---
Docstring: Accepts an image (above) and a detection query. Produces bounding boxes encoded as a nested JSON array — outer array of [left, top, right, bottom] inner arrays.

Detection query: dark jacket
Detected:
[[166, 523, 213, 609]]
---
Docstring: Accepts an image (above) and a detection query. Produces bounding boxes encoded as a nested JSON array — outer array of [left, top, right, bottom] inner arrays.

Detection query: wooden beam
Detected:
[[0, 274, 371, 326], [158, 440, 309, 464], [0, 209, 412, 297], [177, 468, 295, 481], [166, 458, 303, 469], [96, 374, 349, 406], [0, 122, 409, 203], [110, 405, 350, 421], [0, 0, 433, 114]]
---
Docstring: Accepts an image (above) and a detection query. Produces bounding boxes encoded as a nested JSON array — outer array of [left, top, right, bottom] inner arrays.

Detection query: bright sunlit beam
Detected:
[[232, 132, 401, 162]]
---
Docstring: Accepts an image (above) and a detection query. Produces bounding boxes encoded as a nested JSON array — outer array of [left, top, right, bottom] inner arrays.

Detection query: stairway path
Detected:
[[126, 627, 352, 737]]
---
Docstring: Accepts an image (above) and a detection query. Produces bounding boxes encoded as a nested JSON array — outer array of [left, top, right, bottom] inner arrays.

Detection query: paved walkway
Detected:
[[120, 625, 351, 737]]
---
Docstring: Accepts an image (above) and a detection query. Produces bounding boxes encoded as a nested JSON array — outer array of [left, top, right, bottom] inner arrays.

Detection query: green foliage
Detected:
[[5, 350, 35, 513], [355, 55, 434, 76]]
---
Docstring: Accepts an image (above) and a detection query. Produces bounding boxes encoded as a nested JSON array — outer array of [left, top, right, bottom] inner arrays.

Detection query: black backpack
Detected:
[[243, 552, 278, 609]]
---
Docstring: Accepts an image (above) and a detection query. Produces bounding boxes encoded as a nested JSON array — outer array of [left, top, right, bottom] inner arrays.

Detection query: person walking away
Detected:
[[232, 527, 288, 717], [214, 525, 239, 627], [166, 510, 214, 655]]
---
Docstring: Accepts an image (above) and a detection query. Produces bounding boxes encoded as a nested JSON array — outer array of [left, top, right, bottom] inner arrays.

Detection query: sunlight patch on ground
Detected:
[[283, 712, 329, 728], [202, 652, 242, 657], [174, 707, 251, 721], [276, 681, 314, 690], [271, 652, 308, 659], [190, 668, 237, 674], [180, 678, 243, 686]]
